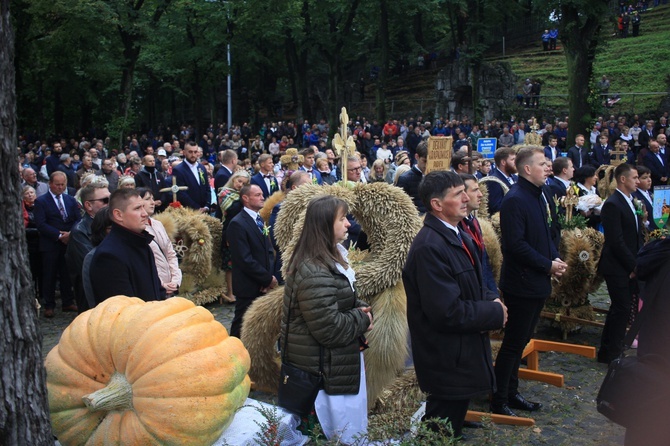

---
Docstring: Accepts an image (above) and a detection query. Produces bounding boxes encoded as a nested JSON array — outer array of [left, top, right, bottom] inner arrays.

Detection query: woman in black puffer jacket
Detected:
[[280, 195, 372, 443]]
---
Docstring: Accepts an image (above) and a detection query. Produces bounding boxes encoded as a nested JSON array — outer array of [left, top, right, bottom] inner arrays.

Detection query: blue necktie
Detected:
[[256, 215, 265, 233]]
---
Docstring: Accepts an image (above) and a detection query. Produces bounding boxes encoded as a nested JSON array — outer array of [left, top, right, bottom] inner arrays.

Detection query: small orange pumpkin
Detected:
[[45, 296, 250, 446]]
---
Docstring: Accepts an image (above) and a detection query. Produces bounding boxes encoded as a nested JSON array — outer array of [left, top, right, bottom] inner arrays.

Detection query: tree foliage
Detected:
[[13, 0, 615, 140]]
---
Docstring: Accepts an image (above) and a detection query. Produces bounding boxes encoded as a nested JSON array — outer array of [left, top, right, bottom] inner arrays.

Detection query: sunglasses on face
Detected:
[[88, 197, 110, 204]]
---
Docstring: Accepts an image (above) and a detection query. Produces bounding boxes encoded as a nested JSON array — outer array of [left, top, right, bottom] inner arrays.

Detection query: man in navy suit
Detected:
[[598, 164, 644, 364], [632, 165, 657, 231], [227, 184, 278, 338], [250, 154, 279, 199], [643, 140, 669, 187], [172, 141, 212, 212], [214, 149, 238, 219], [546, 157, 573, 200], [299, 147, 323, 185], [567, 134, 590, 169], [590, 134, 613, 167], [543, 135, 559, 161], [34, 171, 81, 317], [214, 149, 238, 193], [486, 147, 517, 216]]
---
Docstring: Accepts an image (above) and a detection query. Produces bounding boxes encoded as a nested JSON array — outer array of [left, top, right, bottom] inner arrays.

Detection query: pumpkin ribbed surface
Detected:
[[45, 296, 251, 446]]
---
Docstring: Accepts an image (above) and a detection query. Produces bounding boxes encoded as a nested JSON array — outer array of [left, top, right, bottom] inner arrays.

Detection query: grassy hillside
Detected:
[[486, 4, 670, 115]]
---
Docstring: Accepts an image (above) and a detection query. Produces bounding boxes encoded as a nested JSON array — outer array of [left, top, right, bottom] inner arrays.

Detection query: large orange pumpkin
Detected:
[[45, 296, 251, 446]]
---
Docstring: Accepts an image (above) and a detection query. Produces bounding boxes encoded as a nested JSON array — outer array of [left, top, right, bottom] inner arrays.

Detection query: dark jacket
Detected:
[[172, 160, 212, 210], [250, 172, 280, 199], [499, 176, 559, 299], [90, 223, 165, 303], [227, 210, 275, 298], [632, 189, 657, 231], [134, 166, 166, 200], [403, 213, 503, 399], [65, 214, 94, 283], [567, 145, 590, 169], [598, 190, 644, 277], [396, 165, 425, 214], [281, 260, 370, 395], [643, 152, 669, 187], [486, 168, 515, 216]]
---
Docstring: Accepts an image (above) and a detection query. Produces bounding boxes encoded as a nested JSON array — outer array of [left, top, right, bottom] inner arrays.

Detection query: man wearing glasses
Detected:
[[65, 183, 111, 312]]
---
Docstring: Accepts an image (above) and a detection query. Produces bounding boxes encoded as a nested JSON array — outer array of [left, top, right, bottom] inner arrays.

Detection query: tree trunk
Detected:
[[559, 1, 607, 144], [0, 1, 53, 444]]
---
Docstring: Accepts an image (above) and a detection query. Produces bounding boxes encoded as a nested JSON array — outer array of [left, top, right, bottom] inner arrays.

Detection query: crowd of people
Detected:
[[18, 107, 670, 443]]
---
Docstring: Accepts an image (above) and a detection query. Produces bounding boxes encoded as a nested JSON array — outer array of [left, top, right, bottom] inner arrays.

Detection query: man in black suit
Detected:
[[250, 154, 280, 199], [643, 140, 668, 187], [597, 163, 644, 364], [546, 157, 573, 200], [403, 171, 506, 439], [227, 184, 278, 338], [172, 141, 212, 212], [90, 188, 165, 303], [492, 147, 567, 417], [34, 171, 82, 317], [567, 134, 590, 169], [486, 147, 517, 216]]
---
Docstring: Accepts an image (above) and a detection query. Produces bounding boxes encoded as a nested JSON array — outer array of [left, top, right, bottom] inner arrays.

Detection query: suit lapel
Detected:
[[242, 210, 266, 246]]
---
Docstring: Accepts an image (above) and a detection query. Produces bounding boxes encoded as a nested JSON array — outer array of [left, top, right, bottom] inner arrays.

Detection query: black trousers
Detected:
[[41, 245, 75, 310], [599, 274, 636, 362], [423, 396, 470, 438], [230, 295, 256, 338], [493, 293, 546, 406]]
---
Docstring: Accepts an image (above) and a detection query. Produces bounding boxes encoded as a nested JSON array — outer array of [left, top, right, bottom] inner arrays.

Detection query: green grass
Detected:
[[493, 5, 670, 115]]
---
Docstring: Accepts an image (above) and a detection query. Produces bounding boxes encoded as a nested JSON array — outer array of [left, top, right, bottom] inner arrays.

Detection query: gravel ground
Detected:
[[40, 286, 626, 445]]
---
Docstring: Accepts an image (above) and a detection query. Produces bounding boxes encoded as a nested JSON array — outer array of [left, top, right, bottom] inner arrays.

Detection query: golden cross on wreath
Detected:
[[561, 183, 580, 222], [331, 107, 356, 186], [159, 176, 188, 205]]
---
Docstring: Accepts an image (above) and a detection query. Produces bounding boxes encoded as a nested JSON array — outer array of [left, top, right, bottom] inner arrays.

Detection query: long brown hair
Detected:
[[287, 195, 349, 275]]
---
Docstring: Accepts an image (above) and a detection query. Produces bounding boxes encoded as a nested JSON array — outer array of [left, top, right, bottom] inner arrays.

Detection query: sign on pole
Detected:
[[425, 136, 453, 174], [477, 138, 497, 159]]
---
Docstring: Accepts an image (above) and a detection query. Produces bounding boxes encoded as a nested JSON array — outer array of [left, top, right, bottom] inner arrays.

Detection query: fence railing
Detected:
[[342, 91, 668, 120]]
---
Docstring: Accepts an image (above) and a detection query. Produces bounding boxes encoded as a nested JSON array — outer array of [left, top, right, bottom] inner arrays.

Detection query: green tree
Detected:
[[535, 0, 611, 141]]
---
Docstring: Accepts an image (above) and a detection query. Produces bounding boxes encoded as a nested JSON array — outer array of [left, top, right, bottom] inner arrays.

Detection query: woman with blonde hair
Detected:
[[367, 159, 387, 183], [218, 169, 251, 303], [393, 164, 412, 186]]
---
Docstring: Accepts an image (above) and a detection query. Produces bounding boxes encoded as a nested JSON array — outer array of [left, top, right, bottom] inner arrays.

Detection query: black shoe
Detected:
[[490, 403, 518, 417], [462, 420, 483, 429], [508, 393, 542, 412]]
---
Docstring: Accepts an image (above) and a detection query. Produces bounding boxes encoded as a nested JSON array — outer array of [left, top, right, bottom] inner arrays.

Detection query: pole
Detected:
[[502, 36, 505, 57], [227, 42, 232, 130]]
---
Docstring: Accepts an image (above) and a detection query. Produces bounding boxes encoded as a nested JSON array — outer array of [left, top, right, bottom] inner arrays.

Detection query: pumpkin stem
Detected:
[[82, 372, 133, 412]]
